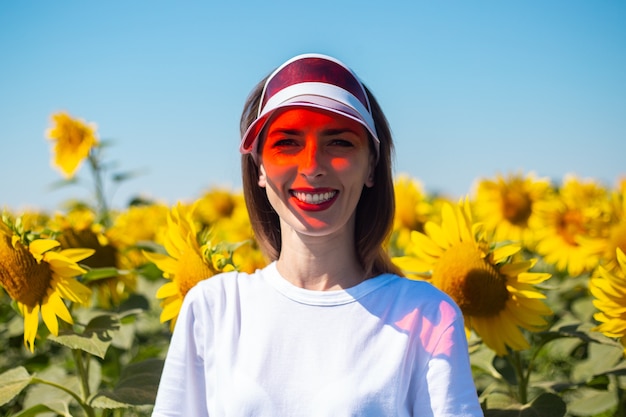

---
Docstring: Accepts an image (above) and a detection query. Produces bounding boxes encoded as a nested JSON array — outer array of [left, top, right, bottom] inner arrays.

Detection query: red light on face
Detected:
[[258, 107, 374, 236]]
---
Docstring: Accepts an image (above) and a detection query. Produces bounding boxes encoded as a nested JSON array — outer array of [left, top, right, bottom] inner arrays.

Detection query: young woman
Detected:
[[152, 53, 483, 417]]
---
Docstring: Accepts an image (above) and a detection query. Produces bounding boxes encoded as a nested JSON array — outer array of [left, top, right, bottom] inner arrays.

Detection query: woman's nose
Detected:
[[299, 141, 325, 178]]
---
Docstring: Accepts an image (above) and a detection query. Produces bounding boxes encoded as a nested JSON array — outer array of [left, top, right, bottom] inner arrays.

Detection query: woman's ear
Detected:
[[258, 164, 267, 188]]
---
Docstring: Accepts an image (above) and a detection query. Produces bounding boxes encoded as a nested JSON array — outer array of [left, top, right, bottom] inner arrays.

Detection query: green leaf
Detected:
[[136, 261, 166, 281], [527, 393, 567, 417], [13, 403, 72, 417], [0, 366, 32, 406], [46, 177, 80, 190], [471, 346, 500, 378], [111, 169, 146, 183], [484, 392, 519, 410], [49, 314, 120, 358], [118, 294, 150, 315], [90, 358, 164, 408], [566, 387, 617, 416], [82, 267, 121, 282], [572, 342, 623, 382], [493, 355, 517, 386], [597, 362, 626, 377], [538, 322, 622, 348], [484, 393, 566, 417]]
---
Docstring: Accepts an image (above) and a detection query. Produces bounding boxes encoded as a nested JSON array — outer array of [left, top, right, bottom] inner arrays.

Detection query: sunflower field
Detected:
[[1, 112, 625, 417]]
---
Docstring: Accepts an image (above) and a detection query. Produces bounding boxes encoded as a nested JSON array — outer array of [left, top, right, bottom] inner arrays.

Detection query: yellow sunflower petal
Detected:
[[21, 303, 40, 352], [596, 319, 626, 336], [41, 291, 73, 337], [45, 251, 87, 275], [156, 281, 181, 299], [517, 272, 552, 285], [30, 239, 61, 260], [58, 248, 96, 263], [54, 277, 92, 304], [458, 200, 474, 242], [143, 251, 179, 275], [518, 298, 553, 316], [505, 300, 549, 328], [441, 204, 461, 245], [617, 248, 626, 269], [506, 284, 547, 299], [498, 310, 532, 350], [160, 297, 183, 323], [423, 222, 450, 250], [500, 260, 534, 277], [492, 244, 522, 263], [472, 316, 507, 356], [410, 230, 444, 259]]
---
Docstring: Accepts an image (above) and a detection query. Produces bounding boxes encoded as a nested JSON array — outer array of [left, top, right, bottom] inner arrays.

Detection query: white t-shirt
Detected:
[[152, 262, 483, 417]]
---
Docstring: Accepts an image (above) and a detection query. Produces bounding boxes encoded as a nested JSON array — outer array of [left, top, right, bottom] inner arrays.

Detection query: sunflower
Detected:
[[0, 219, 94, 352], [106, 202, 170, 267], [472, 172, 553, 247], [46, 111, 99, 178], [194, 188, 240, 226], [534, 175, 611, 277], [389, 175, 436, 256], [590, 248, 626, 354], [143, 203, 236, 330], [51, 208, 136, 308], [601, 187, 626, 276], [198, 193, 267, 274], [393, 200, 553, 356]]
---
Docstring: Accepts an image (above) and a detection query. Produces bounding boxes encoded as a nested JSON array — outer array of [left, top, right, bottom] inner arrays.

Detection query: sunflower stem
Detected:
[[72, 348, 95, 417], [31, 376, 93, 416], [509, 350, 529, 404], [616, 383, 626, 417], [88, 149, 111, 228]]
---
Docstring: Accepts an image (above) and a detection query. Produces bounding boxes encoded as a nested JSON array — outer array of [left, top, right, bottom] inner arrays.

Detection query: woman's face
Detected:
[[258, 107, 375, 239]]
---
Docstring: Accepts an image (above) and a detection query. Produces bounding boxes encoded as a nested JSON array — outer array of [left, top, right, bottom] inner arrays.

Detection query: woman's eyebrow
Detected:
[[321, 128, 359, 136], [267, 128, 302, 136], [266, 127, 360, 137]]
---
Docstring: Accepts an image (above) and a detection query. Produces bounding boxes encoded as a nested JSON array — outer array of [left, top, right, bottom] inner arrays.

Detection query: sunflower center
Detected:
[[558, 209, 584, 246], [432, 242, 508, 316], [502, 188, 532, 226], [59, 228, 117, 268], [174, 249, 214, 297], [0, 235, 52, 307]]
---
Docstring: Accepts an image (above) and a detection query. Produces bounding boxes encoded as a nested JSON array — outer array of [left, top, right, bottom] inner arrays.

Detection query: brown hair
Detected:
[[240, 76, 402, 278]]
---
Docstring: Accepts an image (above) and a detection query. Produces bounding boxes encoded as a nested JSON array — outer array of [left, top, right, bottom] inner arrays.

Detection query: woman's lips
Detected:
[[290, 189, 338, 211]]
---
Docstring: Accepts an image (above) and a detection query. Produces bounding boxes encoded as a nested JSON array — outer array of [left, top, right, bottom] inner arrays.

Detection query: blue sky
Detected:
[[1, 1, 625, 212]]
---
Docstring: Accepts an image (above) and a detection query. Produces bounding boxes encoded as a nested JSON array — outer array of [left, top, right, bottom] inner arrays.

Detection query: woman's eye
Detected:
[[273, 138, 298, 147], [330, 139, 354, 147]]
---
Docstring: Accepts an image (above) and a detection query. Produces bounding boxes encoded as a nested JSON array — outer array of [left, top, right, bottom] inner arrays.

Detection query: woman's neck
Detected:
[[275, 226, 366, 291]]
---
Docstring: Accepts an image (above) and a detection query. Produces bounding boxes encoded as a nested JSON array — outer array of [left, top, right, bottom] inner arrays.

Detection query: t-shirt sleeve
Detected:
[[418, 309, 484, 417], [151, 287, 212, 417]]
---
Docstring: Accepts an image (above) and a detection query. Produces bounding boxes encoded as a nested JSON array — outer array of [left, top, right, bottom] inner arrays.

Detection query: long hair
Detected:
[[240, 76, 402, 277]]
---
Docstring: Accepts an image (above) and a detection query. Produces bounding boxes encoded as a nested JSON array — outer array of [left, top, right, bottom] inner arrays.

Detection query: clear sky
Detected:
[[1, 1, 625, 212]]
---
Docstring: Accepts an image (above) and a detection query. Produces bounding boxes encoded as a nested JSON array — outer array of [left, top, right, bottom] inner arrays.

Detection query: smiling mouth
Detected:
[[291, 190, 337, 204]]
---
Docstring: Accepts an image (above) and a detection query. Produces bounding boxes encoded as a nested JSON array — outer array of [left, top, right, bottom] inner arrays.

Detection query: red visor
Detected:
[[260, 57, 371, 114], [240, 53, 380, 159]]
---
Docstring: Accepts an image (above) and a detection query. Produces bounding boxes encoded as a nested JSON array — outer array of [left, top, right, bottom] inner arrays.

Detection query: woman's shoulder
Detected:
[[183, 266, 266, 305], [382, 273, 444, 294], [377, 274, 462, 312]]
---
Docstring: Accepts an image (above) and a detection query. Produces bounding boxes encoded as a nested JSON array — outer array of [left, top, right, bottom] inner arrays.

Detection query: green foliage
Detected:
[[0, 367, 31, 407], [470, 296, 626, 417], [90, 359, 163, 408]]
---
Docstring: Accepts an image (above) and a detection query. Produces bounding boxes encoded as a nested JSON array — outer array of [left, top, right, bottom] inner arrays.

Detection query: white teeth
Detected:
[[292, 191, 337, 204]]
